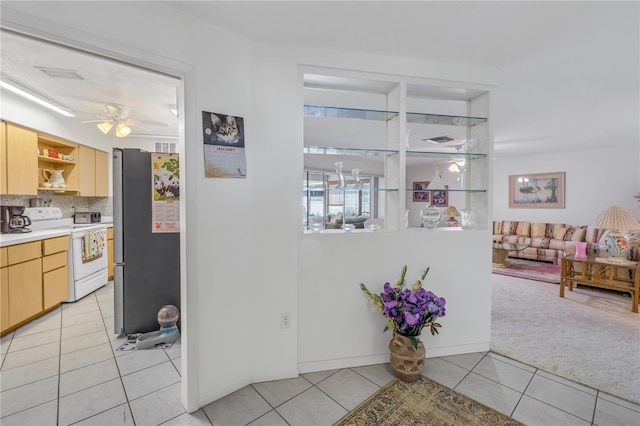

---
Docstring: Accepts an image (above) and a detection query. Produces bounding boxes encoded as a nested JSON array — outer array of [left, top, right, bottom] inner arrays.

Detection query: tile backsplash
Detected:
[[0, 194, 112, 218]]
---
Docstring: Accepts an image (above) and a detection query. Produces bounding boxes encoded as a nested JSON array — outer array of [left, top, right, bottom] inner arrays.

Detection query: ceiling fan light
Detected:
[[115, 122, 131, 138], [448, 163, 460, 173], [97, 121, 114, 134]]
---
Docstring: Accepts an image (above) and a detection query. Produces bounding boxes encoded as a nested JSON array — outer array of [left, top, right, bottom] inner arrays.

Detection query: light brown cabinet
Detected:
[[1, 247, 9, 330], [0, 121, 7, 194], [107, 227, 114, 280], [6, 123, 38, 195], [1, 236, 70, 335], [95, 149, 109, 196], [79, 145, 109, 196], [2, 121, 108, 197], [42, 236, 69, 309], [6, 241, 43, 328]]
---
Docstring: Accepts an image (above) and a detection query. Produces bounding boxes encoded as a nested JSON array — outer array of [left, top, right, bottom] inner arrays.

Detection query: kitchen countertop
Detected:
[[1, 217, 114, 247], [1, 229, 72, 247]]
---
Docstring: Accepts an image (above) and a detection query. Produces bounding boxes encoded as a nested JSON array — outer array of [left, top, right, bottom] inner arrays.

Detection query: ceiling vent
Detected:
[[422, 135, 457, 144], [34, 66, 84, 80]]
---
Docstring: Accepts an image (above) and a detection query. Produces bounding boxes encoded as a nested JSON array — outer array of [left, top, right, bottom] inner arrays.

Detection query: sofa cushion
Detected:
[[500, 221, 530, 236], [583, 228, 611, 244], [493, 221, 502, 235], [552, 227, 586, 241], [531, 223, 571, 239]]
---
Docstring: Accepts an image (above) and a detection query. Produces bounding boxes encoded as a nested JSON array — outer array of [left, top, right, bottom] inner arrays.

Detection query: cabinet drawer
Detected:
[[43, 236, 69, 256], [107, 227, 113, 239], [43, 266, 69, 310], [43, 251, 67, 273], [1, 247, 7, 268], [8, 241, 41, 265]]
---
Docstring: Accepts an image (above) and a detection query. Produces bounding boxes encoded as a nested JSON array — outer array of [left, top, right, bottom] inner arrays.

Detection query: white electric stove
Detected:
[[24, 207, 108, 302]]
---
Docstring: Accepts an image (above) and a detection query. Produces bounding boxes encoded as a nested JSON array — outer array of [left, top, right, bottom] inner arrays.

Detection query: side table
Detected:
[[560, 255, 640, 313]]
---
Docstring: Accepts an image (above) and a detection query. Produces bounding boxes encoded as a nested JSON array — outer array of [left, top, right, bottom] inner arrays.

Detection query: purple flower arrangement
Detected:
[[360, 265, 446, 349]]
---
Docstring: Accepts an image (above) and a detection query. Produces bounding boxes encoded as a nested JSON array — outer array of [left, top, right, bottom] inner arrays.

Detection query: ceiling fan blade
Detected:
[[131, 119, 170, 128], [81, 119, 108, 124], [128, 122, 151, 132]]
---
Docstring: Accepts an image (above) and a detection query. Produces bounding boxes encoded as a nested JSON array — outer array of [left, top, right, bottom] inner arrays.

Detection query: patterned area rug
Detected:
[[334, 376, 522, 426], [492, 258, 560, 284]]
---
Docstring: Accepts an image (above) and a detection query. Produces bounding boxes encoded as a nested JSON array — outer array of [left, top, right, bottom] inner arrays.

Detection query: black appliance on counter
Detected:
[[0, 205, 32, 234], [113, 148, 180, 335]]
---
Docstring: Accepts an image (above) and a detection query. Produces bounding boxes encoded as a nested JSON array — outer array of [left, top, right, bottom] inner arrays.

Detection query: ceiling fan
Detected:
[[82, 103, 169, 138]]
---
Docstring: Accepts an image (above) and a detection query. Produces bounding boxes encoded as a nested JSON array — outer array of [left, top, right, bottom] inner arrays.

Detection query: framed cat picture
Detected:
[[202, 111, 247, 178]]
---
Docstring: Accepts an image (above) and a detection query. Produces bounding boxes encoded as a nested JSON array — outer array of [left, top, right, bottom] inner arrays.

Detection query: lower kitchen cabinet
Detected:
[[8, 258, 43, 327], [1, 235, 70, 335], [1, 265, 9, 331], [43, 265, 68, 309]]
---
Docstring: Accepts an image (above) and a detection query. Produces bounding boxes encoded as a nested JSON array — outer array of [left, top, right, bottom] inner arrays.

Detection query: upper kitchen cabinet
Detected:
[[0, 121, 7, 194], [78, 145, 109, 197], [37, 132, 79, 194], [5, 122, 38, 195]]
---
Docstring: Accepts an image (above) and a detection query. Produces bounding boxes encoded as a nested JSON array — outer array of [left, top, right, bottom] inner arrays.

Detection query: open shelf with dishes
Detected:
[[37, 133, 79, 193]]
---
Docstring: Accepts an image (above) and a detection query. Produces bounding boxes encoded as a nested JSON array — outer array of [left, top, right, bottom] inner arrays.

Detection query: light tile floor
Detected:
[[2, 281, 639, 425]]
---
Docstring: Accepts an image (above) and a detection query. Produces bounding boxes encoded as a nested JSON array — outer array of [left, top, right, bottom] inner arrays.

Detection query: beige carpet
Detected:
[[491, 273, 640, 404], [334, 376, 523, 426]]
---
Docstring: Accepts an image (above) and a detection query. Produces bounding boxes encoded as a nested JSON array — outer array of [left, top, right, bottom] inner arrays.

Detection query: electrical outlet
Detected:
[[280, 313, 291, 329]]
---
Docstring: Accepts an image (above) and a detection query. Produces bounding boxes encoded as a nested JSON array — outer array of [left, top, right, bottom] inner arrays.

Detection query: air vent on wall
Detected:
[[422, 136, 457, 144], [34, 66, 84, 80]]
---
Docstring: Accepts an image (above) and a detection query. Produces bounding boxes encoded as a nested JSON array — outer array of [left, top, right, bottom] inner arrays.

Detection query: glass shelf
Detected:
[[406, 150, 486, 160], [406, 188, 486, 193], [406, 112, 487, 126], [304, 146, 399, 156], [303, 187, 398, 192], [304, 105, 398, 121]]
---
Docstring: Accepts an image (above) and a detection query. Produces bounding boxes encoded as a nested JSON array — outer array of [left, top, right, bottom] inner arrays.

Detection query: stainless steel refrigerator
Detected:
[[113, 148, 180, 335]]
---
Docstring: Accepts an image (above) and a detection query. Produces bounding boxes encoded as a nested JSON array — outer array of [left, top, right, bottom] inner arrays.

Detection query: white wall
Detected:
[[493, 147, 640, 225]]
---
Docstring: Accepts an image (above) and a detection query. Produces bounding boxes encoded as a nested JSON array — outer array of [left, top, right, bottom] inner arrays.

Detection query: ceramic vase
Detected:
[[605, 232, 629, 260], [388, 332, 425, 382], [574, 242, 588, 259]]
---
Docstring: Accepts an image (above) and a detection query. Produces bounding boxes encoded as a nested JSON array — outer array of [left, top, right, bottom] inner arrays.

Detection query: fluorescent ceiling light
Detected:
[[0, 78, 75, 117]]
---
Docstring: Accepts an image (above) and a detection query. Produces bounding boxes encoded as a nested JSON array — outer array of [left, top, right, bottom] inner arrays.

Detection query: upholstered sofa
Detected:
[[492, 220, 640, 264], [325, 213, 368, 229]]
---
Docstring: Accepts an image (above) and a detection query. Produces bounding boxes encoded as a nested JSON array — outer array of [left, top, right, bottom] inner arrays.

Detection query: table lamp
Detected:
[[442, 206, 460, 227], [589, 205, 640, 262]]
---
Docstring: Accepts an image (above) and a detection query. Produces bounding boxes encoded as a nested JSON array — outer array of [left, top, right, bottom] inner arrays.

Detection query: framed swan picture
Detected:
[[509, 172, 565, 208]]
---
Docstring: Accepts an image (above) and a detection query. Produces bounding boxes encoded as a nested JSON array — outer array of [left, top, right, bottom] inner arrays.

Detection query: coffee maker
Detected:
[[0, 205, 33, 234]]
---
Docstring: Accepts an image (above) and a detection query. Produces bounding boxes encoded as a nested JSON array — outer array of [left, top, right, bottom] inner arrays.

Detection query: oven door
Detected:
[[71, 227, 108, 281]]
